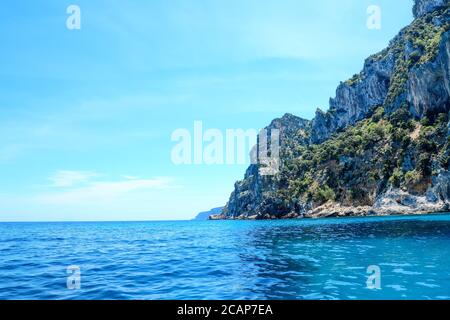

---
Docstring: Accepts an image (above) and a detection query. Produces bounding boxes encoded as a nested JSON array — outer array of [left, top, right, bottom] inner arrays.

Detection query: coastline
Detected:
[[220, 3, 450, 223], [210, 201, 450, 220], [209, 210, 450, 220]]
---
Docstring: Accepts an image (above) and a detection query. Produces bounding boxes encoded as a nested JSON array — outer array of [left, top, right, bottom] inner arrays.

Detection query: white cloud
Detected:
[[37, 176, 175, 205], [49, 170, 98, 187]]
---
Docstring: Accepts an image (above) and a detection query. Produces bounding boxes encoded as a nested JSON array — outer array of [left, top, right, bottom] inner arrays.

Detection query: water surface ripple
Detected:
[[1, 214, 450, 300]]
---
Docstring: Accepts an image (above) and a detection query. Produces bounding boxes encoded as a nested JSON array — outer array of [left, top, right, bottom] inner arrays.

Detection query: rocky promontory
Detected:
[[219, 0, 450, 220]]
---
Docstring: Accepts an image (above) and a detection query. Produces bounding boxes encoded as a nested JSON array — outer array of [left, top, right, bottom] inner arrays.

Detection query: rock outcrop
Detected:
[[407, 31, 450, 118], [311, 1, 450, 144], [413, 0, 447, 18], [221, 0, 450, 220], [311, 51, 395, 143], [194, 207, 223, 220], [221, 113, 311, 219]]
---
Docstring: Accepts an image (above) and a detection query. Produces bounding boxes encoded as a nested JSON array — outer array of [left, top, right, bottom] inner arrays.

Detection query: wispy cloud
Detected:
[[37, 174, 175, 205], [49, 170, 98, 188]]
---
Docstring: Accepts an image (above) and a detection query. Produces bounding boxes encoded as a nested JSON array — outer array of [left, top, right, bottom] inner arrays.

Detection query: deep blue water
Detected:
[[1, 214, 450, 300]]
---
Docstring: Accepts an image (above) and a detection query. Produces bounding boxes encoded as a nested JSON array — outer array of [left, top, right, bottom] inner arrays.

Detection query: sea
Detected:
[[1, 213, 450, 300]]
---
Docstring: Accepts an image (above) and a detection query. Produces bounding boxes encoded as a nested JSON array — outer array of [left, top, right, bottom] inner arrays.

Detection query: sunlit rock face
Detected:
[[407, 31, 450, 118], [222, 1, 450, 219], [311, 2, 450, 144], [310, 52, 395, 144], [413, 0, 447, 18]]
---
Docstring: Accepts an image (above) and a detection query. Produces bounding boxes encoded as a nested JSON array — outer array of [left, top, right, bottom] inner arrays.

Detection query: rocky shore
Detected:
[[217, 0, 450, 220]]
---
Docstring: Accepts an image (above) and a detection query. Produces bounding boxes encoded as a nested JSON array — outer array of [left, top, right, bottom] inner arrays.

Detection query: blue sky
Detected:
[[0, 0, 413, 221]]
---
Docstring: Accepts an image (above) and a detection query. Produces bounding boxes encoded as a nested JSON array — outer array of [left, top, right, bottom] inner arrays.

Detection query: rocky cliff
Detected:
[[219, 0, 450, 220], [414, 0, 447, 18]]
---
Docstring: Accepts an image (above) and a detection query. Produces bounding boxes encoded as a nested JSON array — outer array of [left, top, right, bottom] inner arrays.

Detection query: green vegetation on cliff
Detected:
[[222, 2, 450, 219], [385, 6, 449, 103], [276, 107, 449, 211]]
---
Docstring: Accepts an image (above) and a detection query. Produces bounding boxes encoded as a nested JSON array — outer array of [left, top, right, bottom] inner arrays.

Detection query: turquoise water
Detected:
[[1, 214, 450, 300]]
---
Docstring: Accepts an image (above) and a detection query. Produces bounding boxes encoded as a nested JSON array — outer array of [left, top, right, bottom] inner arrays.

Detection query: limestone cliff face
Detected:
[[407, 31, 450, 118], [311, 52, 395, 143], [221, 114, 311, 219], [413, 0, 447, 18], [220, 0, 450, 220], [311, 2, 450, 144]]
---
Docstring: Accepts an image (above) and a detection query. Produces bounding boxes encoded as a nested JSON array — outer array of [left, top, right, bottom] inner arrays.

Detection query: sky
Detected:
[[0, 0, 413, 221]]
